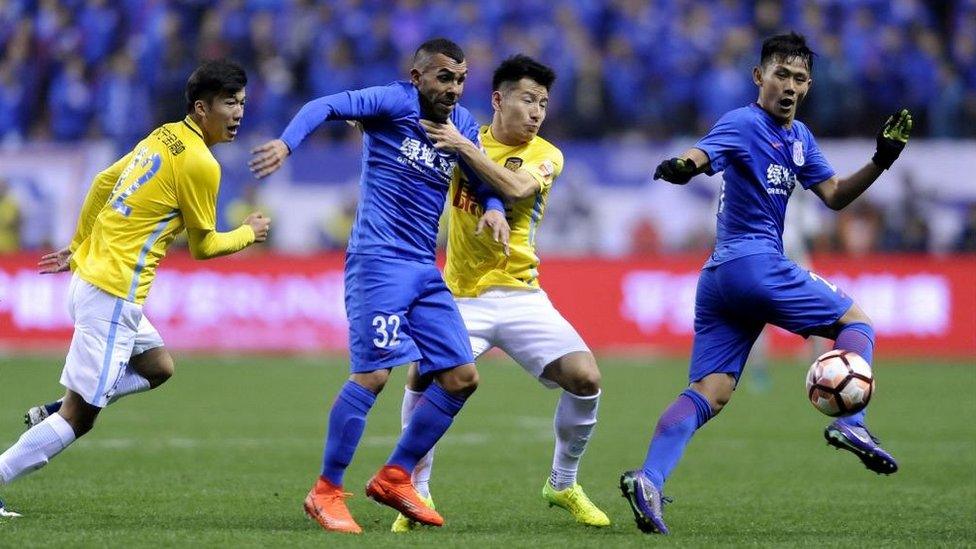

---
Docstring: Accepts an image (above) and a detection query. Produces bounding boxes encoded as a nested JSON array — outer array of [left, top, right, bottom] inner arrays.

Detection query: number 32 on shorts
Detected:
[[372, 314, 401, 348]]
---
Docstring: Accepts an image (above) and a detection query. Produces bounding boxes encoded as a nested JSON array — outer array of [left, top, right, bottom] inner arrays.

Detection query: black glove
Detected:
[[653, 158, 698, 184], [872, 109, 912, 170]]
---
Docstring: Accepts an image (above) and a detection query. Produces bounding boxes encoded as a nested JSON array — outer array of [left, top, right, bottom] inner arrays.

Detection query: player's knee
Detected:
[[438, 364, 479, 396], [150, 353, 175, 388], [350, 369, 390, 394], [567, 364, 601, 396], [58, 395, 99, 437], [691, 374, 735, 413]]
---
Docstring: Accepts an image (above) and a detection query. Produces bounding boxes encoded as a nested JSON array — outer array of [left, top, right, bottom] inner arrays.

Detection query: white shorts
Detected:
[[60, 274, 165, 407], [456, 288, 590, 389]]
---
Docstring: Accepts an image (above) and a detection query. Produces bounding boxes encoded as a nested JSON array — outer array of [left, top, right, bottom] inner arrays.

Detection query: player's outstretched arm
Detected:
[[422, 119, 539, 200], [653, 148, 710, 185], [249, 139, 290, 179], [186, 212, 270, 260], [251, 87, 401, 179], [812, 109, 912, 210]]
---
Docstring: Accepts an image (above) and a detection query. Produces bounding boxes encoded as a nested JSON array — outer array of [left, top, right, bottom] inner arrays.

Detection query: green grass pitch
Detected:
[[1, 354, 973, 547]]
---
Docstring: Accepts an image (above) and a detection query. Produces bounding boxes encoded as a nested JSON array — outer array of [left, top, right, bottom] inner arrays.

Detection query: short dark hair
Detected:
[[185, 60, 247, 113], [760, 32, 815, 72], [414, 38, 465, 64], [492, 54, 556, 91]]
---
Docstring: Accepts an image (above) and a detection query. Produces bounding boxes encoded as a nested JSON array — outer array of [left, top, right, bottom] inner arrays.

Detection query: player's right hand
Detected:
[[476, 209, 510, 256], [38, 246, 71, 274], [249, 139, 290, 179], [872, 108, 912, 170], [245, 212, 271, 242], [653, 158, 698, 184]]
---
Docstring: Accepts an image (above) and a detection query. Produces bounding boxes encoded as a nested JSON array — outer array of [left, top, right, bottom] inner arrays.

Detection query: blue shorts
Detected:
[[344, 254, 474, 375], [688, 253, 853, 383]]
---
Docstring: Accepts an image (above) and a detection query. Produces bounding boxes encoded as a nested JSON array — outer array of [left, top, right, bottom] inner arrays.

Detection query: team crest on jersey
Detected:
[[504, 157, 523, 171], [792, 140, 805, 166]]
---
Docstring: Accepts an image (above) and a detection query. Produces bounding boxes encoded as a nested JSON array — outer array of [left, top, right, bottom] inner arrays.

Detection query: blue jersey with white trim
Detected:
[[281, 81, 484, 263], [694, 103, 835, 267]]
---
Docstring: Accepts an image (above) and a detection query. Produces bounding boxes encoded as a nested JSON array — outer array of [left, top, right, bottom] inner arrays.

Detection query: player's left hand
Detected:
[[420, 119, 469, 152], [872, 108, 912, 170], [249, 139, 290, 179], [477, 209, 510, 256], [653, 158, 698, 184], [38, 246, 71, 274]]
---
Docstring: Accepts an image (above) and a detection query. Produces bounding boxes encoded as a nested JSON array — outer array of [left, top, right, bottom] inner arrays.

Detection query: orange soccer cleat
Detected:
[[303, 476, 362, 534], [365, 465, 444, 527]]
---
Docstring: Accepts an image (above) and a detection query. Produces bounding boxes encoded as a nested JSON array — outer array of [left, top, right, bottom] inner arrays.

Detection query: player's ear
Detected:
[[409, 67, 422, 86], [193, 99, 209, 118], [752, 66, 763, 87], [491, 90, 503, 111]]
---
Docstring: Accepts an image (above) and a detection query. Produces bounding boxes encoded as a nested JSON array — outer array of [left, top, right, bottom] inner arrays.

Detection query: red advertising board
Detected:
[[1, 253, 973, 357]]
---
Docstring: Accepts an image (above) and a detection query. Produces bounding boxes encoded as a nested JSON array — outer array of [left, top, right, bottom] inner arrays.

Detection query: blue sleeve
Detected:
[[455, 108, 504, 212], [280, 85, 403, 151], [694, 112, 747, 175], [459, 162, 505, 213], [798, 131, 835, 189]]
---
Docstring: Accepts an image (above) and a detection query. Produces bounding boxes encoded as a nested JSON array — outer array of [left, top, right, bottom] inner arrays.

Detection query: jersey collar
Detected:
[[182, 116, 206, 142]]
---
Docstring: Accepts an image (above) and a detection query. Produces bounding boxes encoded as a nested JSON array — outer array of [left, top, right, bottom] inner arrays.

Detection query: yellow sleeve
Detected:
[[176, 152, 220, 231], [523, 148, 564, 192], [185, 225, 256, 260], [70, 151, 134, 251]]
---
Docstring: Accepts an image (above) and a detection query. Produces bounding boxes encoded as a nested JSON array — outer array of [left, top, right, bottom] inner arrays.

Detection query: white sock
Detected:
[[549, 390, 600, 490], [0, 413, 76, 485], [107, 368, 151, 405], [401, 387, 435, 499]]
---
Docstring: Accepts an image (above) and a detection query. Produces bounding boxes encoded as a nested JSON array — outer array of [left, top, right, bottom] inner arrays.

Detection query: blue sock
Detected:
[[387, 383, 466, 472], [834, 322, 875, 427], [321, 381, 376, 486], [641, 388, 713, 490]]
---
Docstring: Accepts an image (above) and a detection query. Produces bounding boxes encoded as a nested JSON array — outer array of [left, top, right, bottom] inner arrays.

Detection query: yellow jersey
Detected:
[[70, 117, 248, 304], [444, 125, 563, 297]]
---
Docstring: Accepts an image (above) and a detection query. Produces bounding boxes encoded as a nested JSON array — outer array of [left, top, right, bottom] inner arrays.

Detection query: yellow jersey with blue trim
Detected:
[[444, 125, 563, 297], [70, 117, 224, 304]]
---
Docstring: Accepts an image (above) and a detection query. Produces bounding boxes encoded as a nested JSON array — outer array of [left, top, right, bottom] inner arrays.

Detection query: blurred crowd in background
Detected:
[[1, 0, 975, 143], [0, 0, 974, 257]]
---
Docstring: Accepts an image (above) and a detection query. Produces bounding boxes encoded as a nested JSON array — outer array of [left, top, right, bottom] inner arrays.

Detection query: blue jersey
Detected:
[[281, 81, 486, 263], [694, 103, 835, 268]]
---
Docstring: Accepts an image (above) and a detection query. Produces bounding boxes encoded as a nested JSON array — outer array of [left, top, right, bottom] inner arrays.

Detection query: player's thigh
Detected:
[[494, 290, 590, 389], [758, 258, 854, 338], [455, 296, 496, 359], [60, 279, 141, 408], [407, 269, 474, 377], [344, 255, 423, 373], [689, 266, 764, 383]]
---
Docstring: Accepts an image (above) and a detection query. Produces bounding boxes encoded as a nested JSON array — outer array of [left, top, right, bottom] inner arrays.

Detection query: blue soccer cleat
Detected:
[[619, 470, 669, 534], [825, 419, 898, 475]]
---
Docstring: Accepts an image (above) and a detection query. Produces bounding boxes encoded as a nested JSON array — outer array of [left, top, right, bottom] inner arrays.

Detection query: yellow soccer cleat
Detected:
[[542, 481, 611, 527], [391, 494, 435, 533]]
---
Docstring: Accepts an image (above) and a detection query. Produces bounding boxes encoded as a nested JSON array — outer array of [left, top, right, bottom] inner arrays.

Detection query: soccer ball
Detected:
[[805, 350, 874, 417]]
